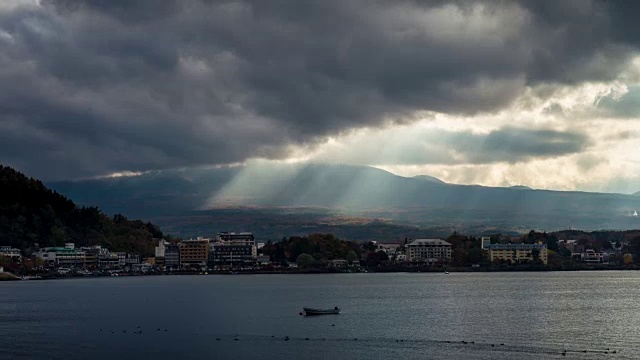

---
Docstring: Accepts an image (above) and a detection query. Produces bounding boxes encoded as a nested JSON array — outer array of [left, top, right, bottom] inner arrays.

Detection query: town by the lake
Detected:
[[3, 229, 638, 280]]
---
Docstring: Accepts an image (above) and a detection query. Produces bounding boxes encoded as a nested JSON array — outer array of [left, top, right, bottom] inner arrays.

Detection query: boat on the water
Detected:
[[303, 307, 340, 316]]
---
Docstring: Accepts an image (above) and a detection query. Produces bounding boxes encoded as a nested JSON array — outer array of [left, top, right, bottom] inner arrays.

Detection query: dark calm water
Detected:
[[1, 272, 638, 359]]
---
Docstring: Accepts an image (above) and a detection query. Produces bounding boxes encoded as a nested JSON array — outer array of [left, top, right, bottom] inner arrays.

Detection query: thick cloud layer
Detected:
[[0, 0, 639, 179], [310, 126, 590, 166]]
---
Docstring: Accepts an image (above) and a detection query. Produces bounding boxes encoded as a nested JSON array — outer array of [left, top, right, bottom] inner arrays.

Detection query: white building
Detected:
[[377, 243, 400, 255], [37, 246, 86, 267], [574, 249, 609, 264], [407, 239, 452, 264], [155, 239, 168, 257], [481, 237, 491, 250], [0, 246, 22, 262]]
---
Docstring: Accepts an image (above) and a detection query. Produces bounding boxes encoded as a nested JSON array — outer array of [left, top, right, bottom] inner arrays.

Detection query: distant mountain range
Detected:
[[49, 163, 640, 237]]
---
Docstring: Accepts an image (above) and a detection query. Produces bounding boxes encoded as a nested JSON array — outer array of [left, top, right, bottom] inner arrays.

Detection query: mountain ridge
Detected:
[[47, 163, 640, 234]]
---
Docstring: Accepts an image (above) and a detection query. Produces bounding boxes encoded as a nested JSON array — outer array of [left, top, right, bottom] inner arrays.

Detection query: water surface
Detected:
[[1, 272, 637, 359]]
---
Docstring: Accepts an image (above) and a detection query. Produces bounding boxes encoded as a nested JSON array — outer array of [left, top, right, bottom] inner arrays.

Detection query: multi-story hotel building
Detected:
[[210, 232, 256, 268], [179, 237, 210, 268], [406, 239, 452, 264], [37, 243, 86, 267], [488, 244, 548, 265]]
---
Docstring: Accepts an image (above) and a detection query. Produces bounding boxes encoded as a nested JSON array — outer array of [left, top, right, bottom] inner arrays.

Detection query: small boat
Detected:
[[444, 271, 449, 274], [303, 307, 340, 316]]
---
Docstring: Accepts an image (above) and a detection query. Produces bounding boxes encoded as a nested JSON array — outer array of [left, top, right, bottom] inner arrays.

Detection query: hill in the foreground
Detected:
[[0, 165, 163, 256]]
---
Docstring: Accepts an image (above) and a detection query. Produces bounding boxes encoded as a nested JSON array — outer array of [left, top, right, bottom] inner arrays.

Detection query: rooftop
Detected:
[[488, 244, 547, 250], [42, 247, 84, 253], [182, 238, 211, 242], [408, 239, 452, 246]]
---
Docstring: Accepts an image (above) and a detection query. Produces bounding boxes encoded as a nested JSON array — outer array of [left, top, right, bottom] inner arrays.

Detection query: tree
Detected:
[[0, 255, 13, 269], [377, 250, 389, 262], [346, 250, 359, 265], [364, 241, 377, 252], [467, 247, 484, 264], [532, 248, 541, 264], [366, 250, 389, 267], [296, 253, 314, 269], [50, 226, 66, 247]]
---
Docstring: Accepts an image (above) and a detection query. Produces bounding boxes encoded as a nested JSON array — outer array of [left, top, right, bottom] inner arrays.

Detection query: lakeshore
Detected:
[[6, 230, 640, 281], [7, 262, 640, 282]]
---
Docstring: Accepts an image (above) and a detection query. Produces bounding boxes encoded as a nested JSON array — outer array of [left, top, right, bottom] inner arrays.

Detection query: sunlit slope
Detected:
[[50, 163, 640, 231]]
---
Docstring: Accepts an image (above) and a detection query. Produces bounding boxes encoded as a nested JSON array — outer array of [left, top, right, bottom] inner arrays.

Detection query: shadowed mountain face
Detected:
[[49, 164, 640, 235]]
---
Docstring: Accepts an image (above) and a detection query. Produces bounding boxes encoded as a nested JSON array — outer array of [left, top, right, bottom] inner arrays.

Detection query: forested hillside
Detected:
[[0, 165, 163, 256]]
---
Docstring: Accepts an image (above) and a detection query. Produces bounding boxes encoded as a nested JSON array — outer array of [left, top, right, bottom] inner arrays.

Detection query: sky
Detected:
[[1, 0, 640, 193]]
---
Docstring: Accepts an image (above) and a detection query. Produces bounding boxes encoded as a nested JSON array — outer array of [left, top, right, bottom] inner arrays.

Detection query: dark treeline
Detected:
[[262, 233, 362, 266], [0, 165, 163, 256]]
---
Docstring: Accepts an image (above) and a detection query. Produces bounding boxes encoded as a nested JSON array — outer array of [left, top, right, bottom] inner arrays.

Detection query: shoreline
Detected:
[[10, 265, 640, 281]]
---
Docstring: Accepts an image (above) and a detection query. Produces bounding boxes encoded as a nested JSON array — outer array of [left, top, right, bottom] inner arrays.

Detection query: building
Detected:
[[98, 254, 120, 268], [125, 254, 140, 265], [559, 239, 578, 252], [210, 242, 255, 269], [488, 244, 548, 265], [155, 256, 165, 267], [329, 259, 348, 268], [256, 255, 271, 265], [37, 245, 86, 267], [406, 239, 452, 264], [481, 237, 491, 250], [165, 243, 180, 269], [395, 253, 407, 262], [0, 246, 22, 262], [179, 238, 210, 268], [572, 249, 609, 264], [377, 243, 400, 255], [112, 252, 128, 267], [81, 245, 104, 268], [210, 232, 257, 269], [216, 232, 257, 257], [155, 239, 169, 266], [217, 232, 255, 244], [155, 239, 167, 257]]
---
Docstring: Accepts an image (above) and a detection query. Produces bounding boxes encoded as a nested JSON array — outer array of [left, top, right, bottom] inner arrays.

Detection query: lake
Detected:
[[0, 272, 638, 359]]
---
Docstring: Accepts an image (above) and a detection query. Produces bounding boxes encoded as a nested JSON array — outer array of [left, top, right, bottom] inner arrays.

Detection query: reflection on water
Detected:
[[0, 272, 638, 359]]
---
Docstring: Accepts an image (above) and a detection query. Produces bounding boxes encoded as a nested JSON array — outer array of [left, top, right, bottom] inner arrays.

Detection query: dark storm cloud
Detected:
[[0, 0, 638, 179]]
